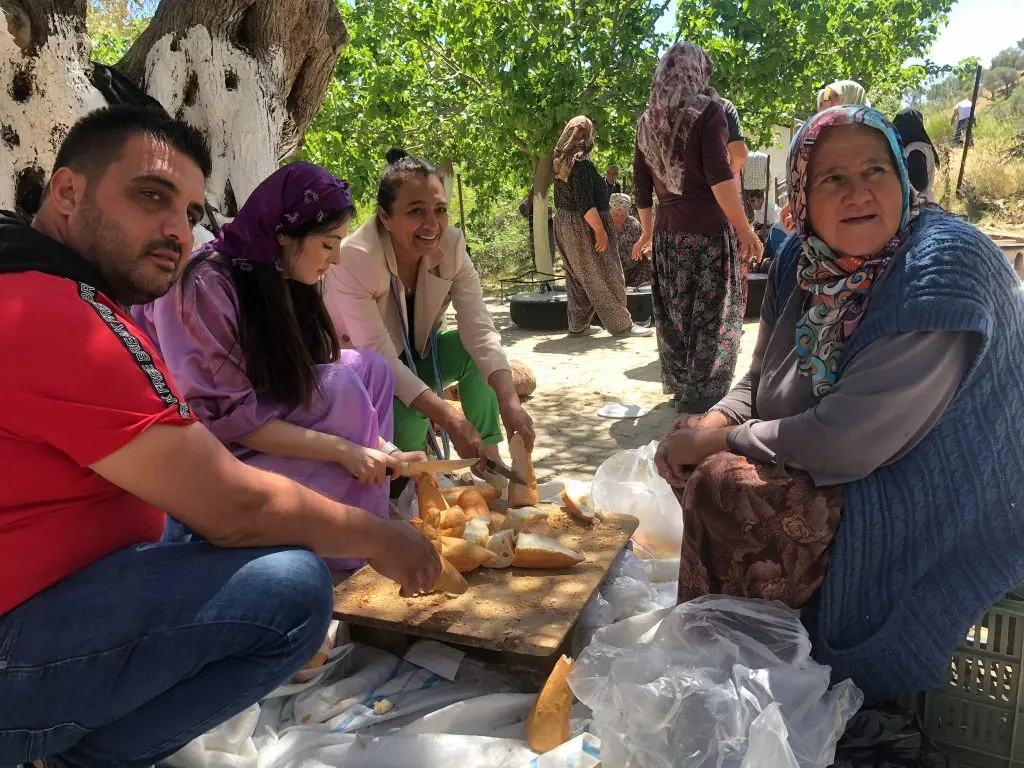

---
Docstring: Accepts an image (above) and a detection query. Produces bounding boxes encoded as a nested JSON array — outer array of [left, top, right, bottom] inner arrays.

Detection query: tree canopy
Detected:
[[675, 0, 954, 144], [301, 0, 672, 203]]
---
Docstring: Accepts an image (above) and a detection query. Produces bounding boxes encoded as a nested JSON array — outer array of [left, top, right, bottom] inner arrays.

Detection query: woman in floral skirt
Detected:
[[633, 42, 762, 412]]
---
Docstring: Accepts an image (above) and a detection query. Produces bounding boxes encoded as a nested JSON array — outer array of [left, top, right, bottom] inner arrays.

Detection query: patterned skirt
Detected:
[[675, 452, 844, 608], [651, 227, 746, 409], [553, 210, 633, 334]]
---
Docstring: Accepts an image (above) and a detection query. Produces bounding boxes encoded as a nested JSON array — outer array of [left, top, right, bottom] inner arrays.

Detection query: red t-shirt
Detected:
[[0, 272, 193, 614]]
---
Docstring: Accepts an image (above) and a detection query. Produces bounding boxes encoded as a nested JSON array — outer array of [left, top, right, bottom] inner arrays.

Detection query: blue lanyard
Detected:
[[390, 275, 450, 460]]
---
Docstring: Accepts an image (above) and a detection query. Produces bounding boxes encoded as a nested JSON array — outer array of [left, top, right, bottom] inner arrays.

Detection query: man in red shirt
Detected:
[[0, 106, 440, 768]]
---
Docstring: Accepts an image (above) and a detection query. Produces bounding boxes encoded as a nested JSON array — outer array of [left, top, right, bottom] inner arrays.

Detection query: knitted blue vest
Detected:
[[771, 210, 1024, 702]]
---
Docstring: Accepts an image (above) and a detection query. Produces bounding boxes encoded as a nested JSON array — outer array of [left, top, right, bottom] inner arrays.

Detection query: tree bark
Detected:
[[1, 0, 346, 216], [1, 0, 105, 213], [531, 152, 555, 278]]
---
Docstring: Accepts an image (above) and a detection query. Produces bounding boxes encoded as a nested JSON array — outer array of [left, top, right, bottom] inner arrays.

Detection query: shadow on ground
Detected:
[[623, 359, 661, 383]]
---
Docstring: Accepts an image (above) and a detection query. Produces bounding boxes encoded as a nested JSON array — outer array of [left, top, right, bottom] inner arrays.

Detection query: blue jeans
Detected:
[[0, 540, 333, 767]]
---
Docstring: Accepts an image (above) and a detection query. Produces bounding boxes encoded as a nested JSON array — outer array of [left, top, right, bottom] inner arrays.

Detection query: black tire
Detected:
[[509, 287, 654, 330]]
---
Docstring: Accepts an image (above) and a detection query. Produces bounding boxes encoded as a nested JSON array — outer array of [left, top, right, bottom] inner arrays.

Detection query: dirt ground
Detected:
[[473, 300, 759, 482]]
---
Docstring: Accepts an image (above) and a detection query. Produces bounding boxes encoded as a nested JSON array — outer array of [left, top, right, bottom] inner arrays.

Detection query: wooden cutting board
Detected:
[[333, 505, 639, 658]]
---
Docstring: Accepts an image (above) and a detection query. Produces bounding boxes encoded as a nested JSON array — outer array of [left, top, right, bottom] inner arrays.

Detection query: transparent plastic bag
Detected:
[[569, 596, 863, 768], [591, 442, 682, 558]]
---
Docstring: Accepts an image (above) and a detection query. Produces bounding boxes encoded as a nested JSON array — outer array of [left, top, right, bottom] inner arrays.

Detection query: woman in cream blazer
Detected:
[[323, 150, 534, 462]]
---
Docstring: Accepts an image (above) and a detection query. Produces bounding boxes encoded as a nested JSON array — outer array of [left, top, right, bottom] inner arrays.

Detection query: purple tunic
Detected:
[[133, 260, 393, 570]]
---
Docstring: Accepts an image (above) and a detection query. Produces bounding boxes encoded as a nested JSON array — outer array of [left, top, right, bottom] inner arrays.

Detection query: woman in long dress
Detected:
[[632, 42, 762, 413]]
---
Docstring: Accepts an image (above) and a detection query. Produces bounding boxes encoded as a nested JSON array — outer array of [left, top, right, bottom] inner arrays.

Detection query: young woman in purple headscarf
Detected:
[[134, 162, 426, 570]]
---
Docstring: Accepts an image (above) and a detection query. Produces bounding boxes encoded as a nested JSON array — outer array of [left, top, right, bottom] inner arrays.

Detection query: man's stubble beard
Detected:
[[76, 192, 177, 306]]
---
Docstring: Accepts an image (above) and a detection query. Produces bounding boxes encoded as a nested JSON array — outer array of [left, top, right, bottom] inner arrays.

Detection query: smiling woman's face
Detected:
[[806, 124, 903, 258], [378, 174, 449, 259]]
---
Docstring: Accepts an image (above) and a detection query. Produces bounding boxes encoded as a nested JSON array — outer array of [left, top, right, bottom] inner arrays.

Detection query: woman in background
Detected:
[[552, 116, 651, 338], [894, 107, 939, 203], [818, 79, 869, 110], [609, 192, 652, 287], [633, 42, 762, 414]]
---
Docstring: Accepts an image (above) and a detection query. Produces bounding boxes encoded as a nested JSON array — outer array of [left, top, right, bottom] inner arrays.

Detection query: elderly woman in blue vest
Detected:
[[655, 105, 1024, 703]]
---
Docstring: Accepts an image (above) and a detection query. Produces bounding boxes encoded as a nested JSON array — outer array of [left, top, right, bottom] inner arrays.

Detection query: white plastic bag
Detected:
[[591, 441, 682, 557], [569, 596, 863, 768]]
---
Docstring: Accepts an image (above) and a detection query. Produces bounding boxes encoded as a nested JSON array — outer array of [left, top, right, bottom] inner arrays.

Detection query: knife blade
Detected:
[[483, 458, 526, 485], [395, 458, 479, 477]]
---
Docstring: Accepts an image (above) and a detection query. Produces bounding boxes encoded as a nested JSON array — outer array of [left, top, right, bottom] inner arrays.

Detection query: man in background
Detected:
[[605, 165, 622, 195], [952, 97, 974, 146]]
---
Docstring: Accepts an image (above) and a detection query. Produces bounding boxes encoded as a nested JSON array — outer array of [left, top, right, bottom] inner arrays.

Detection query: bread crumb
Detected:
[[373, 698, 395, 715]]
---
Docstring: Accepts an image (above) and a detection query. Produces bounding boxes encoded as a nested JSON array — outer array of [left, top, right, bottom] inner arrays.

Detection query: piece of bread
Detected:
[[483, 529, 515, 568], [437, 506, 467, 538], [513, 534, 584, 569], [507, 433, 539, 508], [440, 536, 498, 572], [488, 513, 506, 533], [561, 479, 598, 524], [463, 517, 492, 547], [401, 553, 468, 596], [441, 483, 502, 506], [505, 506, 549, 533], [410, 516, 439, 541], [518, 519, 554, 537], [526, 655, 575, 753], [457, 489, 491, 519], [416, 473, 448, 526]]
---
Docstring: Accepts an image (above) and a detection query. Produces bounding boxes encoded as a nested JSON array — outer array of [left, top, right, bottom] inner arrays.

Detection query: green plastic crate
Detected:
[[911, 592, 1024, 767]]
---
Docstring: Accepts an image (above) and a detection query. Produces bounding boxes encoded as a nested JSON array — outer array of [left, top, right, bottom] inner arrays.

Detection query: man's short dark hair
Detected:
[[53, 105, 213, 181], [607, 165, 619, 173]]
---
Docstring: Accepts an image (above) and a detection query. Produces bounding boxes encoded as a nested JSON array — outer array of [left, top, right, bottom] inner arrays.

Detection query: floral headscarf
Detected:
[[789, 106, 915, 398], [636, 42, 715, 195], [553, 116, 596, 183], [206, 161, 353, 265], [609, 192, 632, 212]]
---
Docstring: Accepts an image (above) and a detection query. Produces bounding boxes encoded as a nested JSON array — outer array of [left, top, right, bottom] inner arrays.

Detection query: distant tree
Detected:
[[984, 67, 1020, 99], [991, 44, 1024, 72]]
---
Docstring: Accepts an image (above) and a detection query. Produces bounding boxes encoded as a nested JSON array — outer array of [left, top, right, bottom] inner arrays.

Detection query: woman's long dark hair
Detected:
[[181, 207, 353, 409]]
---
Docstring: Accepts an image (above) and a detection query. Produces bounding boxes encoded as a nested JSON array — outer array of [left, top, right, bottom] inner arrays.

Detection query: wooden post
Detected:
[[456, 170, 467, 235], [956, 64, 983, 197]]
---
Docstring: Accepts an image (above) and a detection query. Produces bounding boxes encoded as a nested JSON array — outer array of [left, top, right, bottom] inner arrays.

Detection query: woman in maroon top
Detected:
[[633, 43, 762, 413]]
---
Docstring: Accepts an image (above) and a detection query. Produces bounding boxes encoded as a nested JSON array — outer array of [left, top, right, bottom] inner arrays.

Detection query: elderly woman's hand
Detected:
[[663, 409, 734, 440], [657, 427, 735, 486]]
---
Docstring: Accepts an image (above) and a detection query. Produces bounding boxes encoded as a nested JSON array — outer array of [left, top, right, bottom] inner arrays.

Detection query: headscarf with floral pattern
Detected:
[[788, 106, 915, 397]]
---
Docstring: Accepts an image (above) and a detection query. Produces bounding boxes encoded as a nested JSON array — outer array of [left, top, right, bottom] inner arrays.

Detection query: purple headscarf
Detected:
[[207, 161, 353, 264]]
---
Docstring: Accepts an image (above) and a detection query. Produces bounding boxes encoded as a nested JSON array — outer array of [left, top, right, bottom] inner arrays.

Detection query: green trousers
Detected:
[[393, 329, 504, 452]]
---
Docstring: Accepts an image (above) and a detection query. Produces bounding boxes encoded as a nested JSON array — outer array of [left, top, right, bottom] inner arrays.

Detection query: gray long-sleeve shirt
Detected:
[[714, 269, 980, 487]]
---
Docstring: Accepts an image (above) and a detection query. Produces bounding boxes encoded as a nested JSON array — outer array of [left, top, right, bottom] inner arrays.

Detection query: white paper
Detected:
[[403, 639, 465, 682]]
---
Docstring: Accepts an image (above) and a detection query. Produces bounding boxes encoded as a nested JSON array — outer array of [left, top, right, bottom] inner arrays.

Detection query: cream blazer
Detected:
[[323, 218, 510, 405]]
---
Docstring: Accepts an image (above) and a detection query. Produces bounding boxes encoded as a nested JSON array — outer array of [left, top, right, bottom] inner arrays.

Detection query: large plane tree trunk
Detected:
[[530, 152, 555, 278], [1, 0, 346, 217]]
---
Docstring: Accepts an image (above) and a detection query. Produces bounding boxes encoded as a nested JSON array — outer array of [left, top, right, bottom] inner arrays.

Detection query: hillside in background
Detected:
[[914, 40, 1024, 226]]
